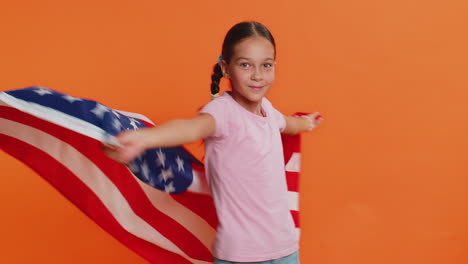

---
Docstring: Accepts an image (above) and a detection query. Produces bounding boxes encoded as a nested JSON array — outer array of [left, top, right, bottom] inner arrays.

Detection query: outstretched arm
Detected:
[[282, 112, 322, 135], [104, 113, 215, 163]]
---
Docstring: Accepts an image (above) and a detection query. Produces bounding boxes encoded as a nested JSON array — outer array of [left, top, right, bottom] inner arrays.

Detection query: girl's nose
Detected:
[[250, 67, 263, 81]]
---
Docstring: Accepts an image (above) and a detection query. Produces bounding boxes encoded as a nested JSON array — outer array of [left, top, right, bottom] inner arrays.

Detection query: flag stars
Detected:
[[62, 94, 82, 103], [129, 119, 139, 130], [141, 162, 150, 181], [112, 110, 121, 118], [112, 118, 122, 131], [129, 118, 140, 125], [156, 149, 166, 167], [34, 88, 53, 96], [159, 168, 173, 182], [164, 182, 175, 193], [175, 155, 184, 172], [91, 103, 110, 119], [149, 175, 158, 188]]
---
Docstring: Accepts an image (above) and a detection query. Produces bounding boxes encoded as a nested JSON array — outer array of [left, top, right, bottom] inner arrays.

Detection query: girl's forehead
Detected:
[[232, 37, 275, 60]]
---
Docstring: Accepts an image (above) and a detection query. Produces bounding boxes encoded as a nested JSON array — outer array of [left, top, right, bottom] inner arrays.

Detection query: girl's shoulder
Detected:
[[262, 96, 273, 107], [261, 96, 279, 113], [200, 93, 233, 118], [202, 92, 233, 110]]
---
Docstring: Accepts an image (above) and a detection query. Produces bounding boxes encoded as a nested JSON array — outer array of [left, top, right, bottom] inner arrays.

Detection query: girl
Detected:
[[105, 21, 322, 264]]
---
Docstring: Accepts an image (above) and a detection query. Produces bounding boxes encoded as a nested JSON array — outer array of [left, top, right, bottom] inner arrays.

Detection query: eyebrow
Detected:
[[234, 57, 275, 61]]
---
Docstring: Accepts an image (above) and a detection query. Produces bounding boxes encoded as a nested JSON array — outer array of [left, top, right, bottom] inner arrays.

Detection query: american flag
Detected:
[[0, 87, 302, 264]]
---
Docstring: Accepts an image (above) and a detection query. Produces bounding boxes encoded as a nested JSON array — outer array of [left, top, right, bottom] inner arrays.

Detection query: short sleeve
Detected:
[[263, 97, 286, 132], [200, 98, 228, 138], [273, 108, 286, 132]]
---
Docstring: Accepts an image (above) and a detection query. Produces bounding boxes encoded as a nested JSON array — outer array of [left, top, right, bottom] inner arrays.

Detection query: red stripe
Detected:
[[137, 118, 216, 228], [0, 133, 194, 264], [290, 210, 300, 228], [171, 192, 218, 229], [89, 146, 214, 261], [1, 103, 302, 261], [0, 107, 214, 262], [282, 134, 301, 229], [281, 134, 301, 166], [173, 162, 218, 229], [286, 171, 299, 192], [2, 105, 218, 229]]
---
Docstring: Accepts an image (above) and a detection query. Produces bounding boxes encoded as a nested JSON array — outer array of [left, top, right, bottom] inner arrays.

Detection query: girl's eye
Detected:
[[263, 63, 273, 68], [240, 63, 250, 68]]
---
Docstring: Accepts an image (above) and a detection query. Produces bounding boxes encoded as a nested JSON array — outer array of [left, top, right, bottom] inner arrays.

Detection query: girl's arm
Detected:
[[104, 113, 215, 163], [282, 112, 322, 135]]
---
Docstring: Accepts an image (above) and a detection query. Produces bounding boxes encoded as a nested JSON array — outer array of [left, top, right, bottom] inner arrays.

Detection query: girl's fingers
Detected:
[[103, 147, 119, 161], [309, 112, 323, 120], [302, 112, 323, 132], [103, 144, 127, 164], [103, 143, 117, 151]]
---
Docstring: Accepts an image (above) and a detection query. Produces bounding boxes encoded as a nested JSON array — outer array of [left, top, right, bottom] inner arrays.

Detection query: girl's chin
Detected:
[[233, 94, 262, 105], [232, 88, 268, 103], [246, 95, 265, 103]]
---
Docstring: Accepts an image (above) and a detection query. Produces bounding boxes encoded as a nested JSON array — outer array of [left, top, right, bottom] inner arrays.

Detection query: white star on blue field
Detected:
[[7, 86, 203, 194]]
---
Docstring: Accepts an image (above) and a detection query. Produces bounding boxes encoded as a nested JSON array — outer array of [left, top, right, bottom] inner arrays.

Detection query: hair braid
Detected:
[[210, 63, 223, 99]]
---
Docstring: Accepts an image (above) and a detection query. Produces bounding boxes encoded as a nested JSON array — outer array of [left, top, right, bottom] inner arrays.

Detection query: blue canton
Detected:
[[7, 87, 201, 194]]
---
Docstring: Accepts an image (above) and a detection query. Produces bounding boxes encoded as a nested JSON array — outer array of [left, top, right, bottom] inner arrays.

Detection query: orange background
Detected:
[[1, 0, 468, 263]]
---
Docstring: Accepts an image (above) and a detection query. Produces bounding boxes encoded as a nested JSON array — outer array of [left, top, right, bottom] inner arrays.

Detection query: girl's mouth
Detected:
[[249, 86, 263, 91]]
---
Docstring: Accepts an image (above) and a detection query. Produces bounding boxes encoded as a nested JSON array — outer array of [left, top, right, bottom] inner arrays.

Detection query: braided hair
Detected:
[[210, 21, 276, 99]]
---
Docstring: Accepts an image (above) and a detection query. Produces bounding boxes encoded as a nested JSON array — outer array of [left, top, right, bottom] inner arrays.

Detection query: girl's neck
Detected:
[[229, 91, 264, 117]]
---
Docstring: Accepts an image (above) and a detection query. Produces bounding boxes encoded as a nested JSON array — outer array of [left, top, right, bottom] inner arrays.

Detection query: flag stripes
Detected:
[[0, 88, 302, 264], [0, 110, 213, 263]]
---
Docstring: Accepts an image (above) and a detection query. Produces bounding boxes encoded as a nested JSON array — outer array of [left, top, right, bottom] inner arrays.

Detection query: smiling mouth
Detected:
[[249, 86, 263, 90]]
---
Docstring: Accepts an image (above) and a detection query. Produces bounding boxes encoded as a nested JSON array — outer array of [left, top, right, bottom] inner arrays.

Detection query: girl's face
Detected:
[[222, 36, 276, 108]]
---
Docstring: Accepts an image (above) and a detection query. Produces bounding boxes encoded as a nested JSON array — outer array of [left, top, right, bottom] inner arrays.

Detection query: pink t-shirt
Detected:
[[200, 92, 298, 262]]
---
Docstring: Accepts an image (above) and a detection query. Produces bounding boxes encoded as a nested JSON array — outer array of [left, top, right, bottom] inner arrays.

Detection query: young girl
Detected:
[[105, 21, 321, 264]]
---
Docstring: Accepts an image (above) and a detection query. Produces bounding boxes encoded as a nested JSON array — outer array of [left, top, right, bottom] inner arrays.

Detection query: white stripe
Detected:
[[0, 93, 153, 147], [285, 152, 301, 172], [0, 117, 211, 264], [114, 109, 154, 125], [288, 191, 299, 211], [296, 228, 301, 240], [187, 169, 211, 195], [1, 94, 216, 251], [0, 93, 114, 144], [135, 176, 216, 251], [2, 92, 300, 251]]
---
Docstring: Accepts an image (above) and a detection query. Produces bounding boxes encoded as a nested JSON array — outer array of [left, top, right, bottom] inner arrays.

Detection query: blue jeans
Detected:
[[213, 251, 300, 264]]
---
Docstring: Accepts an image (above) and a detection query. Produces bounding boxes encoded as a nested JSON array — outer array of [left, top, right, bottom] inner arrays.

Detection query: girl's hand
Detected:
[[302, 112, 323, 132], [103, 130, 147, 164], [283, 112, 323, 134]]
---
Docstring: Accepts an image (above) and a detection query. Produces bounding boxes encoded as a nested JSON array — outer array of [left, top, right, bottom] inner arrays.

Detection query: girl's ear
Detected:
[[221, 60, 230, 78]]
